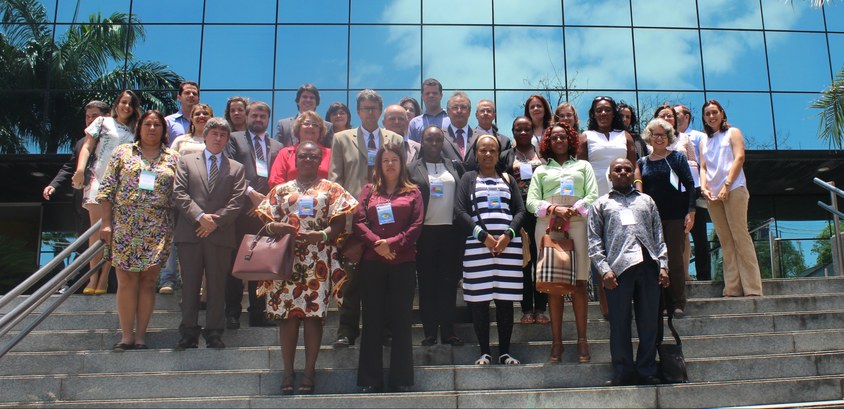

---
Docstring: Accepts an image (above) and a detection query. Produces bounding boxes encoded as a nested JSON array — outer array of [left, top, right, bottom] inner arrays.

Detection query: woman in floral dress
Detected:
[[256, 141, 358, 395]]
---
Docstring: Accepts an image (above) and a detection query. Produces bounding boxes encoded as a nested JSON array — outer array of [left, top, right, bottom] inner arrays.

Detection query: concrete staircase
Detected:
[[2, 277, 844, 408]]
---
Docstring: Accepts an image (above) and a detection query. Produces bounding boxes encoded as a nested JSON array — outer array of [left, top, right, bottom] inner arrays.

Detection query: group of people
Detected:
[[43, 77, 764, 393]]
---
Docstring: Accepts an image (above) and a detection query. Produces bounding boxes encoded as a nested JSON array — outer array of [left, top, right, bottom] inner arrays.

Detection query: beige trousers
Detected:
[[707, 186, 763, 296]]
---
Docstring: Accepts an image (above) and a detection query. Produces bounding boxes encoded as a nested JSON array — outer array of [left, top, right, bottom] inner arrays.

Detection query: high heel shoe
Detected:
[[577, 338, 591, 363], [298, 374, 315, 395], [83, 287, 95, 295], [280, 373, 295, 395], [94, 289, 107, 295], [548, 343, 563, 363]]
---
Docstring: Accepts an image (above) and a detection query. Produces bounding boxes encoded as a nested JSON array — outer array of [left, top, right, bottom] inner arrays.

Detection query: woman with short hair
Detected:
[[269, 110, 331, 188]]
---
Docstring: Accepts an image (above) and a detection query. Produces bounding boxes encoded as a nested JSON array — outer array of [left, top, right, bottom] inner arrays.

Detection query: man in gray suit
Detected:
[[275, 83, 334, 148], [383, 104, 419, 163], [173, 118, 246, 349], [474, 99, 513, 152], [224, 101, 283, 329], [441, 92, 485, 171]]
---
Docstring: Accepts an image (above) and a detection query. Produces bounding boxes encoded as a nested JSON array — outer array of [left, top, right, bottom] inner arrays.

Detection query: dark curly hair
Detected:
[[539, 121, 580, 161]]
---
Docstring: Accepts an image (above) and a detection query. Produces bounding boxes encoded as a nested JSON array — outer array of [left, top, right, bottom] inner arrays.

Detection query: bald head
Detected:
[[383, 104, 409, 137]]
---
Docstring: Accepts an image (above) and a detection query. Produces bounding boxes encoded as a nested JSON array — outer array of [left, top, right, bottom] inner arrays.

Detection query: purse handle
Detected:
[[546, 205, 571, 239]]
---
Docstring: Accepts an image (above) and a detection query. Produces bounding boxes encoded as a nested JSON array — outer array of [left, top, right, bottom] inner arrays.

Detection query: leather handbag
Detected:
[[232, 224, 295, 281], [657, 292, 689, 383], [338, 234, 365, 265], [536, 218, 577, 296]]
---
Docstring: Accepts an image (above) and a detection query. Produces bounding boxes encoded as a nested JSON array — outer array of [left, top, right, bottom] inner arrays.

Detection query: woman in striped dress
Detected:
[[455, 134, 527, 366]]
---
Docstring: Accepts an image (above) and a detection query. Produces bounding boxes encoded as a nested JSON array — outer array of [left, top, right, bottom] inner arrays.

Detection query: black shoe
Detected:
[[199, 301, 207, 310], [443, 336, 464, 346], [421, 336, 437, 346], [333, 336, 353, 348], [604, 376, 633, 386], [249, 316, 275, 327], [205, 338, 225, 349], [640, 375, 662, 385], [360, 385, 383, 393], [382, 337, 392, 347], [390, 385, 412, 393], [112, 342, 134, 352], [174, 337, 198, 351], [226, 316, 240, 330]]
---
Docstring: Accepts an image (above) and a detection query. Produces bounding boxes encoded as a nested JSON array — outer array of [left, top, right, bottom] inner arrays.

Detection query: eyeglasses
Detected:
[[652, 133, 668, 139], [296, 154, 320, 161], [359, 106, 380, 113], [449, 104, 470, 111], [477, 108, 495, 114], [594, 96, 614, 103], [612, 166, 633, 173], [549, 134, 567, 142], [300, 121, 317, 128]]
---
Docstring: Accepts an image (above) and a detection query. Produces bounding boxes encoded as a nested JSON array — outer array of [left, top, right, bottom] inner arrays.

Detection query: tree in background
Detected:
[[0, 0, 183, 154], [811, 223, 844, 265]]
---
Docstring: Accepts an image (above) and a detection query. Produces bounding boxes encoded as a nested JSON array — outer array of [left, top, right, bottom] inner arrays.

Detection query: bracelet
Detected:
[[633, 179, 642, 185], [507, 228, 516, 239], [266, 224, 274, 235], [473, 225, 483, 240], [321, 230, 328, 242]]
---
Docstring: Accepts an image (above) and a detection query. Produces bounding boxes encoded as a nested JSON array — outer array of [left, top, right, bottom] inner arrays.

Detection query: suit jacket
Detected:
[[404, 139, 421, 163], [173, 152, 246, 248], [408, 156, 464, 212], [275, 116, 334, 148], [328, 127, 404, 198], [225, 131, 283, 196], [474, 126, 513, 152], [442, 126, 485, 172]]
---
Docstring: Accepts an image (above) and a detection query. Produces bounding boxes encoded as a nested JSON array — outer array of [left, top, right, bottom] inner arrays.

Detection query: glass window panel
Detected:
[[493, 0, 562, 26], [705, 92, 774, 150], [278, 0, 348, 24], [571, 92, 637, 133], [31, 0, 57, 22], [700, 30, 769, 91], [631, 0, 697, 28], [129, 0, 201, 23], [52, 24, 127, 73], [494, 27, 564, 90], [636, 91, 705, 130], [634, 29, 703, 91], [564, 0, 630, 27], [565, 28, 635, 90], [698, 0, 762, 29], [276, 25, 348, 89], [205, 1, 275, 23], [196, 91, 271, 126], [422, 0, 490, 24], [350, 25, 420, 89], [761, 0, 824, 31], [824, 3, 844, 33], [772, 93, 825, 150], [273, 90, 348, 134], [200, 25, 275, 89], [131, 25, 201, 82], [766, 32, 831, 92], [56, 0, 129, 24], [352, 0, 420, 24], [422, 26, 493, 89], [494, 90, 569, 140], [827, 34, 844, 77], [373, 89, 422, 132]]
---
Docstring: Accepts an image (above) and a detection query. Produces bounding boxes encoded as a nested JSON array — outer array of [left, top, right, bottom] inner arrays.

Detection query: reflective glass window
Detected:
[[205, 1, 275, 23], [634, 29, 703, 91], [422, 0, 490, 24], [352, 0, 421, 24], [824, 3, 844, 33], [761, 0, 824, 31], [273, 90, 348, 135], [704, 92, 775, 150], [30, 0, 57, 22], [131, 25, 201, 82], [350, 25, 421, 89], [700, 30, 769, 91], [572, 91, 638, 132], [564, 0, 630, 27], [494, 0, 562, 26], [494, 27, 564, 89], [276, 25, 348, 89], [130, 0, 202, 23], [631, 0, 698, 28], [422, 26, 493, 89], [200, 25, 275, 89], [771, 92, 826, 150], [827, 34, 844, 75], [565, 27, 636, 90], [636, 91, 705, 129], [194, 91, 272, 127], [56, 0, 128, 24], [278, 0, 348, 24], [766, 32, 831, 92], [52, 24, 128, 73], [697, 0, 762, 30]]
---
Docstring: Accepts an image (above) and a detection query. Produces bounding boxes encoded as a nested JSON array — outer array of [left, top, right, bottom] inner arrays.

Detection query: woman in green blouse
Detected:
[[526, 122, 599, 364]]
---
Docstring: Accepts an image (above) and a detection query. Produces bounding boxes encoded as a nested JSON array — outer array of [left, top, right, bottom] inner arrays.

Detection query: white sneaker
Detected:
[[159, 283, 174, 295]]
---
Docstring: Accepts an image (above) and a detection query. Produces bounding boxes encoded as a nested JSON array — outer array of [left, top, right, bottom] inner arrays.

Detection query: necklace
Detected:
[[515, 146, 536, 162], [649, 151, 669, 161], [295, 177, 319, 193]]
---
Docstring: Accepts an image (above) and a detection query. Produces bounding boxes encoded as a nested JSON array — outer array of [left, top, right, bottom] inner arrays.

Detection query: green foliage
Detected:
[[811, 223, 844, 265], [812, 67, 844, 150], [0, 0, 183, 153]]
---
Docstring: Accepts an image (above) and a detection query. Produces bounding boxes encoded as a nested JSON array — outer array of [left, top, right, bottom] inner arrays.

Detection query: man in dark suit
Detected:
[[173, 117, 246, 349], [441, 92, 486, 171], [275, 83, 334, 148], [224, 101, 283, 329]]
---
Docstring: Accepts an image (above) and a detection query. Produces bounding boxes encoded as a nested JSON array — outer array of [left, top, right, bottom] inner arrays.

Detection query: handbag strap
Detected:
[[657, 288, 682, 346]]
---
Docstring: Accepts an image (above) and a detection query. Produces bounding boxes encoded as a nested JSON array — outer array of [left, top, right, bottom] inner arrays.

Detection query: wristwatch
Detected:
[[725, 179, 732, 187]]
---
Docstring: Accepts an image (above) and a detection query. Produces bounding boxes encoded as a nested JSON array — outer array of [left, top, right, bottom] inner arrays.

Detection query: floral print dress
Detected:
[[256, 179, 358, 320], [97, 143, 179, 272]]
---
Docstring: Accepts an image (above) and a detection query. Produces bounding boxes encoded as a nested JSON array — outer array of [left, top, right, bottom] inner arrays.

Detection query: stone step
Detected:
[[6, 308, 844, 353], [3, 328, 843, 376], [1, 350, 842, 402]]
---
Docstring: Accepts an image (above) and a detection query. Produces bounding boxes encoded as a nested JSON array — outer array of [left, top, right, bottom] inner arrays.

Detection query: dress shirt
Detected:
[[408, 110, 452, 142], [353, 184, 424, 265], [587, 187, 668, 277], [250, 131, 269, 162], [204, 149, 223, 182], [525, 158, 598, 216], [364, 128, 382, 151], [165, 109, 190, 145]]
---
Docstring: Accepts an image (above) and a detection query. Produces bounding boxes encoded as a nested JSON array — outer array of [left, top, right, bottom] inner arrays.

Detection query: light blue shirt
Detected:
[[165, 109, 190, 146], [407, 109, 451, 143]]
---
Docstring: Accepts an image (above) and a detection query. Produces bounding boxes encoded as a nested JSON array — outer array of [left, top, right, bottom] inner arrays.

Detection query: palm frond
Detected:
[[812, 66, 844, 150], [0, 0, 51, 47]]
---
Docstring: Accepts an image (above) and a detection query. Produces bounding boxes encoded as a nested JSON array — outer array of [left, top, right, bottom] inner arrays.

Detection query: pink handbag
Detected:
[[232, 224, 294, 281]]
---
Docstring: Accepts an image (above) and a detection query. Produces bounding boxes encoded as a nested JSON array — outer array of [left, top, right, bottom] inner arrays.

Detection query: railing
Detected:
[[690, 217, 776, 269], [814, 178, 844, 276], [0, 220, 105, 358]]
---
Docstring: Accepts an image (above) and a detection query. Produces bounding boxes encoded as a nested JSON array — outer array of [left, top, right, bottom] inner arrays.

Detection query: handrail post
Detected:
[[831, 182, 844, 276]]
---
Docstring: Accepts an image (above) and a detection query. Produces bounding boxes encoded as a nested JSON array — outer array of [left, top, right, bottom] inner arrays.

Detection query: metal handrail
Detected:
[[814, 178, 844, 276], [690, 217, 775, 263]]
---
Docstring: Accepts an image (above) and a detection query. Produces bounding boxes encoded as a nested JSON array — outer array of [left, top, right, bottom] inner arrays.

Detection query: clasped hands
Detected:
[[483, 233, 511, 256], [374, 239, 396, 260], [195, 213, 220, 238]]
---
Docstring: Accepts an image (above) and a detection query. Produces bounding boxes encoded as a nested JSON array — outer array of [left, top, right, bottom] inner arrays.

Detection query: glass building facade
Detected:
[[4, 0, 844, 277]]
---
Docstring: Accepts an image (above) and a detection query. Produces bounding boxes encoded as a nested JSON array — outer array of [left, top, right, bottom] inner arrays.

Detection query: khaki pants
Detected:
[[707, 186, 763, 296]]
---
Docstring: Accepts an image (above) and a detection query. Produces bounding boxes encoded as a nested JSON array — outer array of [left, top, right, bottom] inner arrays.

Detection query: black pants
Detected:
[[336, 260, 362, 341], [416, 224, 462, 342], [469, 299, 514, 357], [605, 259, 660, 381], [691, 199, 712, 280], [519, 213, 547, 313], [358, 260, 416, 388]]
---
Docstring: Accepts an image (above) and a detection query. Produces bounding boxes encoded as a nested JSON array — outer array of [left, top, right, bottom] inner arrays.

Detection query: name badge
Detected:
[[619, 208, 636, 226], [487, 193, 502, 209], [256, 158, 268, 178], [139, 170, 156, 191], [376, 203, 395, 225], [560, 177, 575, 196], [519, 162, 533, 180], [430, 180, 445, 197], [298, 196, 314, 216], [367, 150, 377, 167]]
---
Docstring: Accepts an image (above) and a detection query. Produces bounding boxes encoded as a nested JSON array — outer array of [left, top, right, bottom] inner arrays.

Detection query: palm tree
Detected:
[[0, 0, 183, 153]]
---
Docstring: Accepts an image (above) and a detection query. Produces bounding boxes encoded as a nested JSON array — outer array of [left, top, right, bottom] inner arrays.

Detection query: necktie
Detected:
[[368, 132, 376, 150], [456, 129, 465, 158], [208, 155, 218, 191], [253, 135, 265, 162]]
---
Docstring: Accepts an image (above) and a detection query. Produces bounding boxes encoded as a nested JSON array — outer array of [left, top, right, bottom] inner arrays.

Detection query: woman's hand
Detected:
[[701, 187, 714, 201], [99, 223, 112, 244], [71, 169, 84, 189], [684, 212, 695, 234], [552, 205, 573, 219], [483, 234, 498, 254], [374, 239, 395, 260], [267, 222, 296, 237], [717, 184, 730, 201], [493, 234, 511, 254], [297, 230, 323, 246]]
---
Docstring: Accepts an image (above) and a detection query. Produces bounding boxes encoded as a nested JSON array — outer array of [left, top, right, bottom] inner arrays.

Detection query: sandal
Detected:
[[548, 343, 563, 363], [133, 343, 148, 350], [577, 338, 591, 363], [112, 342, 134, 352], [499, 354, 520, 365], [298, 374, 315, 395], [534, 312, 550, 325], [519, 312, 536, 324], [83, 287, 95, 295], [475, 354, 492, 365], [281, 373, 295, 395]]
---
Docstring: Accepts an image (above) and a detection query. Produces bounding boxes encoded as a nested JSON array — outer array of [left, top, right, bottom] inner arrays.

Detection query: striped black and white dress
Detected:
[[463, 176, 524, 302]]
